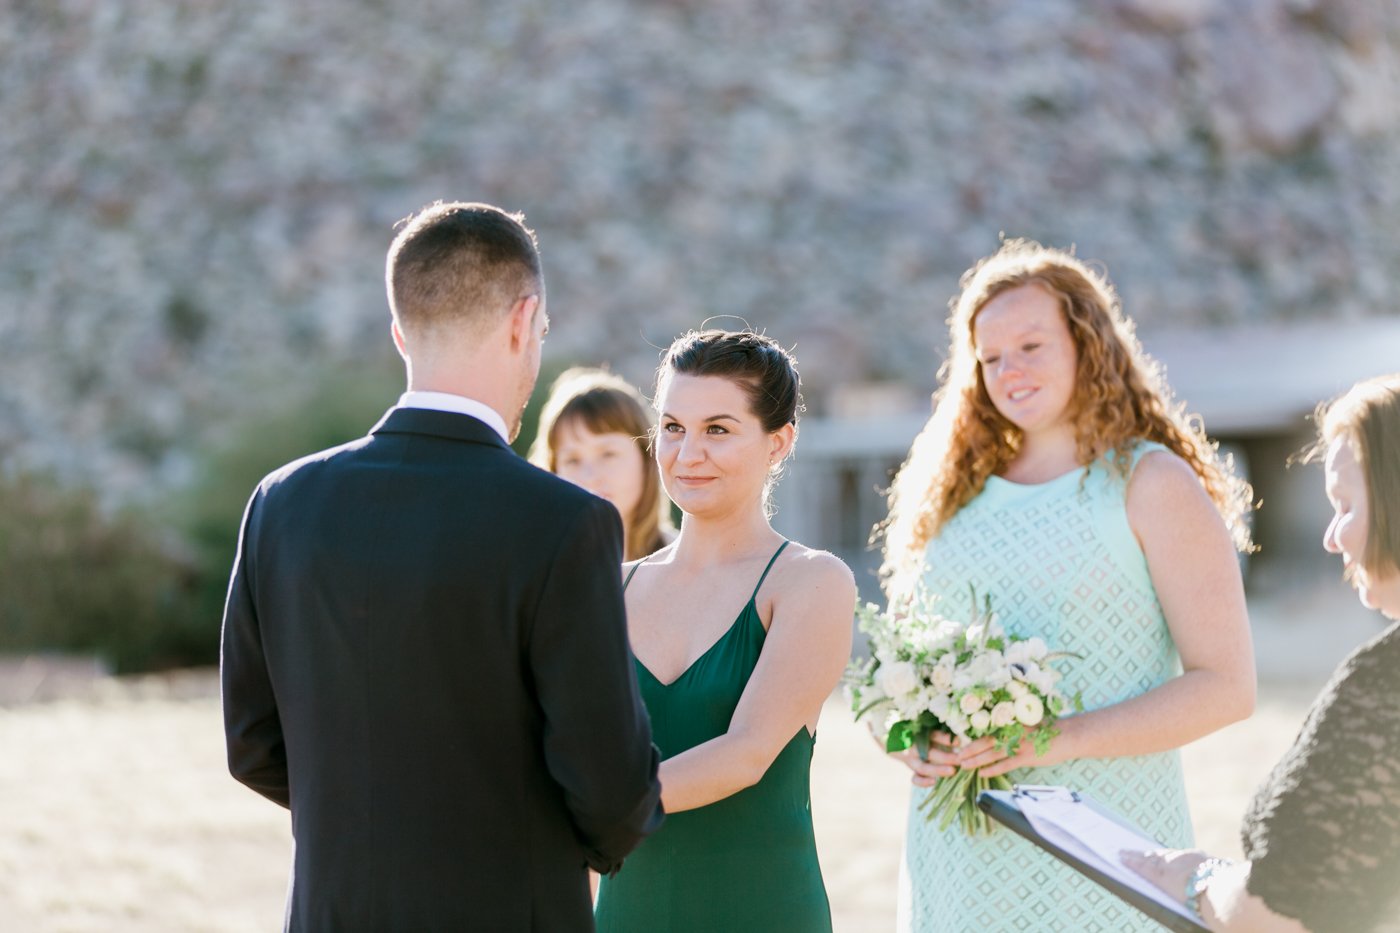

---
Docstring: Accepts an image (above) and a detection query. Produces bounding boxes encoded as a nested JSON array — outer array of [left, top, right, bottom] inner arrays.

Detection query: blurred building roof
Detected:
[[1142, 319, 1400, 434]]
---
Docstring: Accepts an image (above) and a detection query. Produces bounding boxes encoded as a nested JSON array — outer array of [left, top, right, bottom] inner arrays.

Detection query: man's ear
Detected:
[[507, 294, 541, 351]]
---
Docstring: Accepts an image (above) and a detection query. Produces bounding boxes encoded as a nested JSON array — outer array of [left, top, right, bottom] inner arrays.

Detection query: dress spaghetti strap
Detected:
[[750, 540, 790, 602], [594, 531, 830, 931], [622, 560, 646, 592]]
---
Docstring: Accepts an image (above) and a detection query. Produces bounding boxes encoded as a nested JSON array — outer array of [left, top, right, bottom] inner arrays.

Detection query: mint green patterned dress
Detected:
[[900, 443, 1194, 932]]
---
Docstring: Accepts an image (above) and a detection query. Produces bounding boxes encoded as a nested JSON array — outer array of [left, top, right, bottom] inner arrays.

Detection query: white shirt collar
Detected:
[[396, 391, 511, 443]]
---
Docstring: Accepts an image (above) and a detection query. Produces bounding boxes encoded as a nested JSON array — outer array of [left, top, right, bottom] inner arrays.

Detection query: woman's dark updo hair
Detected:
[[656, 329, 804, 431]]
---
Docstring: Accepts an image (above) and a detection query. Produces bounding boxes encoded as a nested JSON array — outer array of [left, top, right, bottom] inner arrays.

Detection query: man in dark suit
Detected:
[[221, 201, 663, 931]]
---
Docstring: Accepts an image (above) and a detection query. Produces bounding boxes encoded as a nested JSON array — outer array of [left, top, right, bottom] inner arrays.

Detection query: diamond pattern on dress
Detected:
[[898, 453, 1194, 932]]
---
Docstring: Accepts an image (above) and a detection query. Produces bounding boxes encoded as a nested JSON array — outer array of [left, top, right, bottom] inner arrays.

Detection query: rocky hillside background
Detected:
[[5, 0, 1399, 500]]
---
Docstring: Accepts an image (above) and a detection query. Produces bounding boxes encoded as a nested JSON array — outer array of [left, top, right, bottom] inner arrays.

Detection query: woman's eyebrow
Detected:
[[659, 412, 742, 423]]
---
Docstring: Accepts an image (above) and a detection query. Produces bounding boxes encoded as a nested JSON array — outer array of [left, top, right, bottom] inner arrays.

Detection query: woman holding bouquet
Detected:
[[878, 239, 1257, 931], [593, 329, 855, 932], [1125, 374, 1400, 933]]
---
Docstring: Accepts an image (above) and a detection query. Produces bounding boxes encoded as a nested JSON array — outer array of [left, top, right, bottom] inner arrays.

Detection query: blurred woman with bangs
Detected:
[[530, 367, 675, 562], [876, 239, 1258, 931]]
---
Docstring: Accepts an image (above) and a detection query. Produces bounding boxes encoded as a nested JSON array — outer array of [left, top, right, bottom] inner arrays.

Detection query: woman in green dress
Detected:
[[593, 329, 855, 932]]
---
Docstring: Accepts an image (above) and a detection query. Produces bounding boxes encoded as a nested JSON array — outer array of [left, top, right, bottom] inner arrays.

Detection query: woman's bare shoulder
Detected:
[[771, 542, 856, 595], [778, 537, 851, 574], [1126, 446, 1213, 507]]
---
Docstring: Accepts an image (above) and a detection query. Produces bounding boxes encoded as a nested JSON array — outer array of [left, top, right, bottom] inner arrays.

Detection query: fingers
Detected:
[[1118, 850, 1168, 895], [952, 737, 1011, 773], [888, 747, 958, 784], [928, 730, 958, 753], [895, 745, 961, 769], [1119, 848, 1206, 900], [971, 750, 1022, 777], [865, 723, 889, 751], [910, 765, 952, 787]]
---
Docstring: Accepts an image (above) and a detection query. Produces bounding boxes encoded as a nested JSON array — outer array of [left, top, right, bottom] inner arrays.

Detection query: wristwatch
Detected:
[[1184, 856, 1233, 921]]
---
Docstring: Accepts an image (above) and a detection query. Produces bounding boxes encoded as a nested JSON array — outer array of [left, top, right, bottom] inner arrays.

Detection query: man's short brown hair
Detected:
[[386, 202, 542, 339]]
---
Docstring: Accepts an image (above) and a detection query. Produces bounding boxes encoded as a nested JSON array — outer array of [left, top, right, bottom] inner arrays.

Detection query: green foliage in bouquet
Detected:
[[847, 585, 1083, 834]]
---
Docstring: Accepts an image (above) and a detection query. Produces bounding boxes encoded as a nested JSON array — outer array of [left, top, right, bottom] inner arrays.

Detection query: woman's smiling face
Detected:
[[973, 284, 1079, 441], [654, 374, 786, 519]]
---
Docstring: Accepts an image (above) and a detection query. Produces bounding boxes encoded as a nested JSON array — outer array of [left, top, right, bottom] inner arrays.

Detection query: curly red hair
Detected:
[[879, 239, 1254, 594]]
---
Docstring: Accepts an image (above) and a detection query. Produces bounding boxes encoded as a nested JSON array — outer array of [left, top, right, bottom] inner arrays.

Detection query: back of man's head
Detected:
[[386, 201, 542, 344]]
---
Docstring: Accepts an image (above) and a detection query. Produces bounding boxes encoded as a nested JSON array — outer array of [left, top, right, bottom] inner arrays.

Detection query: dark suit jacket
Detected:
[[221, 407, 663, 932]]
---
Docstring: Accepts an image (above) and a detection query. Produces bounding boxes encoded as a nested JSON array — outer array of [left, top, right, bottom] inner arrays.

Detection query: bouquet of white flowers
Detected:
[[846, 586, 1082, 835]]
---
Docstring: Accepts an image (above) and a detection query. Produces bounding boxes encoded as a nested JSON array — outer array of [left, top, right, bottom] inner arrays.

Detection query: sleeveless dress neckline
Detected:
[[625, 540, 790, 690], [635, 606, 757, 689], [985, 464, 1085, 489], [597, 537, 831, 932]]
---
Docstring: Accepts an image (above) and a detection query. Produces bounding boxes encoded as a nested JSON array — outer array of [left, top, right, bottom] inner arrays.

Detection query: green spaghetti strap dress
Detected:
[[594, 540, 832, 932]]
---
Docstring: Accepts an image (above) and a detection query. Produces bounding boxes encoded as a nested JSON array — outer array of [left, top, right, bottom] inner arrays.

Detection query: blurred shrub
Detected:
[[171, 359, 403, 646], [0, 355, 609, 673], [0, 359, 403, 673], [0, 472, 199, 672]]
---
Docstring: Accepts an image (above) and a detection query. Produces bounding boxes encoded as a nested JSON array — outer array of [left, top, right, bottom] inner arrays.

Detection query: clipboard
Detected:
[[977, 786, 1209, 933]]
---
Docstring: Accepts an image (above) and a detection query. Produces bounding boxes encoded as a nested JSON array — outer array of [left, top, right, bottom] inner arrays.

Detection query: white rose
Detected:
[[930, 664, 954, 692], [932, 621, 963, 650], [961, 655, 983, 683], [990, 701, 1017, 728], [1030, 668, 1061, 696], [883, 709, 904, 735], [928, 693, 952, 720], [959, 692, 984, 715], [876, 661, 920, 699], [969, 709, 991, 732], [852, 683, 885, 712], [973, 650, 1004, 678], [945, 709, 970, 737], [896, 694, 925, 720], [982, 664, 1011, 690], [1015, 694, 1045, 726], [1012, 661, 1043, 687], [1007, 680, 1029, 700]]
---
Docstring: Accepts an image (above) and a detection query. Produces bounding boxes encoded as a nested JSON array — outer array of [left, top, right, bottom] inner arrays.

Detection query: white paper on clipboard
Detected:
[[1006, 785, 1199, 923]]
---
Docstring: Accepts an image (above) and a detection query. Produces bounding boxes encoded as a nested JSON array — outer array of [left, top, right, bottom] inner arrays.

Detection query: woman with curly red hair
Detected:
[[877, 239, 1257, 931]]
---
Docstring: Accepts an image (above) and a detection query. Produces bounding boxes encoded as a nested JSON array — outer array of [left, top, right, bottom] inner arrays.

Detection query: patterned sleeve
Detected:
[[1240, 623, 1400, 933]]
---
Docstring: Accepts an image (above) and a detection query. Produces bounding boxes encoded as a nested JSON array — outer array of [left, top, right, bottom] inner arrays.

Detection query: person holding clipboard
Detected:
[[1122, 375, 1400, 932]]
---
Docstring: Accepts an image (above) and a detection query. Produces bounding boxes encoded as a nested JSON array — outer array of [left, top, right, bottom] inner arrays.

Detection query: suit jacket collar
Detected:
[[370, 407, 515, 452]]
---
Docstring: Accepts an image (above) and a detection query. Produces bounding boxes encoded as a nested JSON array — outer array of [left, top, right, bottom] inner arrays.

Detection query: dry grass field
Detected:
[[0, 668, 1318, 933]]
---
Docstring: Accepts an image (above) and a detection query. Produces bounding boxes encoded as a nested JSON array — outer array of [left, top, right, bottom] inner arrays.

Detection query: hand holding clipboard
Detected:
[[978, 785, 1210, 933]]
